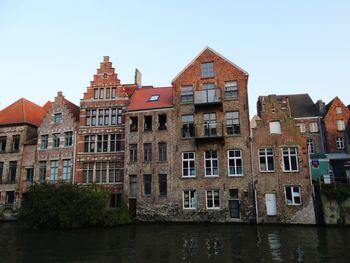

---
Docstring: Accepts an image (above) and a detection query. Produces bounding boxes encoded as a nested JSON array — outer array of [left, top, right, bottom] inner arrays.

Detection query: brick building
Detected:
[[75, 56, 138, 208], [171, 47, 254, 222], [124, 87, 175, 219], [0, 98, 46, 218], [323, 96, 350, 182], [252, 95, 316, 224], [35, 91, 79, 186]]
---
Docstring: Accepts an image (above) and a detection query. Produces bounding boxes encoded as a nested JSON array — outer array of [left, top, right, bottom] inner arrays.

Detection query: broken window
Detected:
[[0, 136, 6, 152], [12, 135, 20, 151], [130, 116, 138, 132], [144, 115, 152, 131], [158, 114, 167, 130]]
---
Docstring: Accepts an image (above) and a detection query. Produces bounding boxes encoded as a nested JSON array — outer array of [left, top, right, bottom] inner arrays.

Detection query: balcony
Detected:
[[194, 122, 224, 144], [194, 89, 222, 109]]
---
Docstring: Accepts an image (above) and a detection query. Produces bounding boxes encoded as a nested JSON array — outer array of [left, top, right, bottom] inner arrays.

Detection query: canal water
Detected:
[[0, 223, 349, 263]]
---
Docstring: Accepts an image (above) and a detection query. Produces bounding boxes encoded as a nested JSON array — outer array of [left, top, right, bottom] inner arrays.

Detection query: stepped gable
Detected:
[[0, 98, 45, 127], [127, 86, 173, 111]]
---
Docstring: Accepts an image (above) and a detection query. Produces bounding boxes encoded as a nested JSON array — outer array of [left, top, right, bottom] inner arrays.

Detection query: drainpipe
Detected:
[[72, 129, 77, 184], [308, 143, 318, 224], [318, 117, 325, 153], [249, 136, 259, 224]]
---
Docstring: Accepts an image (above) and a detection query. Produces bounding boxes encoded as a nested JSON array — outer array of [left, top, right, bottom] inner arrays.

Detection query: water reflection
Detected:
[[0, 223, 350, 262]]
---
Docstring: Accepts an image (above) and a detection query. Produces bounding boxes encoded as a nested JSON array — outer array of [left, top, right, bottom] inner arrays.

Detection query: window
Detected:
[[110, 193, 121, 209], [110, 134, 122, 152], [259, 148, 274, 172], [203, 83, 215, 90], [54, 113, 62, 124], [116, 108, 123, 125], [9, 161, 17, 182], [336, 120, 345, 131], [225, 81, 238, 98], [5, 191, 15, 204], [130, 116, 138, 132], [39, 161, 46, 182], [106, 88, 111, 99], [205, 150, 219, 176], [201, 62, 214, 78], [53, 133, 60, 148], [0, 136, 6, 152], [336, 107, 342, 114], [91, 109, 96, 126], [307, 139, 315, 154], [129, 175, 137, 198], [41, 135, 48, 149], [204, 113, 217, 136], [109, 161, 122, 183], [206, 190, 220, 209], [228, 150, 243, 176], [158, 142, 167, 161], [94, 88, 98, 99], [50, 160, 59, 182], [158, 114, 167, 130], [84, 135, 96, 152], [143, 174, 152, 196], [97, 134, 108, 152], [111, 87, 116, 98], [226, 111, 240, 135], [229, 189, 240, 219], [285, 186, 301, 205], [99, 88, 104, 99], [83, 162, 94, 184], [144, 116, 152, 131], [182, 152, 196, 177], [62, 159, 72, 182], [12, 135, 20, 151], [282, 147, 299, 172], [144, 143, 152, 162], [26, 167, 34, 181], [104, 109, 110, 125], [159, 174, 167, 196], [64, 132, 73, 147], [181, 115, 194, 138], [95, 162, 107, 183], [309, 122, 318, 133], [86, 110, 91, 126], [98, 109, 104, 126], [130, 144, 137, 162], [181, 85, 194, 103], [298, 123, 306, 133], [0, 162, 3, 183], [336, 137, 345, 149], [269, 121, 281, 134], [149, 95, 160, 101], [183, 190, 197, 209]]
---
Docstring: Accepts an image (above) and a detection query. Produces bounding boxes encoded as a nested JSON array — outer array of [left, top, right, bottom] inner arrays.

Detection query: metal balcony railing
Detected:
[[194, 89, 222, 105], [195, 122, 224, 140]]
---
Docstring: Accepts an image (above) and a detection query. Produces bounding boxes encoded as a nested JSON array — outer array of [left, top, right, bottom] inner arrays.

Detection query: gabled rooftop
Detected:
[[0, 98, 46, 127], [127, 87, 173, 112]]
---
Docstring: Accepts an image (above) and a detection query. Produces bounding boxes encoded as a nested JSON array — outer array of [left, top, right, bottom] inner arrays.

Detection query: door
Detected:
[[265, 193, 277, 216], [229, 200, 240, 218]]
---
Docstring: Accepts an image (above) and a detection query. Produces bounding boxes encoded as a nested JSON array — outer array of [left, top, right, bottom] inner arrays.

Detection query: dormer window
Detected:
[[201, 62, 214, 78], [54, 113, 62, 124], [149, 95, 160, 101]]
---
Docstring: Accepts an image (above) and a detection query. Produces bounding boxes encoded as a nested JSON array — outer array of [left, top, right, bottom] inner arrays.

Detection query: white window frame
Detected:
[[336, 120, 345, 131], [258, 148, 275, 172], [227, 150, 243, 176], [269, 121, 281, 134], [206, 190, 220, 209], [182, 152, 196, 177], [298, 123, 306, 133], [182, 190, 197, 209], [336, 107, 342, 114], [282, 147, 299, 172], [204, 150, 219, 177], [309, 122, 319, 133], [336, 137, 345, 149], [285, 186, 302, 206]]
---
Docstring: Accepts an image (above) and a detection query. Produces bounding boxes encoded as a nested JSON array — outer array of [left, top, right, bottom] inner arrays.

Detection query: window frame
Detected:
[[181, 85, 194, 103], [336, 137, 345, 149], [269, 121, 281, 134], [258, 148, 275, 172], [182, 152, 196, 177], [285, 185, 302, 206], [204, 150, 219, 177], [158, 142, 167, 161], [201, 62, 215, 78], [227, 150, 243, 176], [183, 190, 197, 209], [225, 80, 238, 99], [206, 190, 220, 209], [282, 147, 299, 172], [226, 111, 240, 135]]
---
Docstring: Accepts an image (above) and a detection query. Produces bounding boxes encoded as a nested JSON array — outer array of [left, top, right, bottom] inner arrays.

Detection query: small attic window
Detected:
[[149, 95, 160, 101]]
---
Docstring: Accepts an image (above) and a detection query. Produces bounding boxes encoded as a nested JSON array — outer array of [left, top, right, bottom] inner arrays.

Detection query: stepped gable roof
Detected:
[[62, 97, 80, 120], [127, 87, 173, 111], [0, 98, 45, 127], [281, 94, 320, 118]]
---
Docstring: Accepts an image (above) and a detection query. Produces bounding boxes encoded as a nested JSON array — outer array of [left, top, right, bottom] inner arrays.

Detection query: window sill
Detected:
[[258, 171, 275, 173], [224, 97, 239, 101], [204, 175, 219, 178], [282, 170, 300, 173], [286, 204, 302, 206], [181, 137, 195, 140], [206, 207, 221, 210], [181, 176, 196, 179], [225, 134, 242, 137], [228, 174, 244, 177], [180, 101, 194, 105], [183, 208, 197, 211]]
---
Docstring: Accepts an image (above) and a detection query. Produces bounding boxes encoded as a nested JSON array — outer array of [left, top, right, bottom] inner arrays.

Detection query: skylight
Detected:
[[149, 95, 160, 101]]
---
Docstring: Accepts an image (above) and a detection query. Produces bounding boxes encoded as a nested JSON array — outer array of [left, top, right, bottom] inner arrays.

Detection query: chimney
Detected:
[[135, 68, 142, 87], [103, 56, 110, 62], [57, 91, 63, 97], [316, 100, 326, 115]]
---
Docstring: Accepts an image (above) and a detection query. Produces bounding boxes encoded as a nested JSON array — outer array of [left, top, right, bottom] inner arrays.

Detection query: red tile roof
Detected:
[[0, 98, 46, 127], [127, 87, 173, 111]]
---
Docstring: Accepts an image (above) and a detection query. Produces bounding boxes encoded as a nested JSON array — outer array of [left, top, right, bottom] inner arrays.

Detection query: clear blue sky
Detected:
[[1, 0, 349, 116]]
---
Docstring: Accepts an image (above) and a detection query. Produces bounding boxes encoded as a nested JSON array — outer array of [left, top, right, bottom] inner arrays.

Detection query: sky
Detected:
[[1, 0, 350, 116]]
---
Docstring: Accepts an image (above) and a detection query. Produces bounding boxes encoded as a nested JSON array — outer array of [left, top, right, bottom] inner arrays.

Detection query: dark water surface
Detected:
[[1, 223, 350, 263]]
